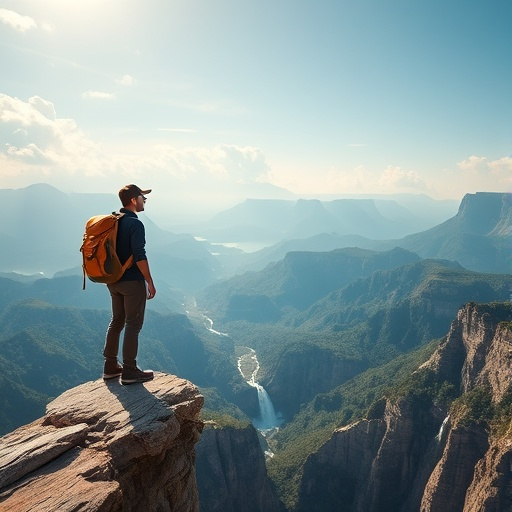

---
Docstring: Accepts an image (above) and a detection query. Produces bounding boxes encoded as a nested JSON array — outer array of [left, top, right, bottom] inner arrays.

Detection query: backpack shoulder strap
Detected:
[[112, 211, 135, 273]]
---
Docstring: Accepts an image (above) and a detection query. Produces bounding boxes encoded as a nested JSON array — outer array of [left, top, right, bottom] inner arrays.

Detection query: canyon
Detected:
[[1, 303, 511, 511], [295, 302, 512, 511]]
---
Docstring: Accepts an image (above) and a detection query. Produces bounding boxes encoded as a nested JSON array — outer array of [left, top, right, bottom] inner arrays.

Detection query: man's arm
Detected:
[[136, 259, 156, 299], [129, 220, 156, 299]]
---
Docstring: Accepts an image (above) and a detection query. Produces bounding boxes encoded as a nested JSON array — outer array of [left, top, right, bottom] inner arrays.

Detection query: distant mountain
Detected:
[[0, 183, 237, 293], [378, 192, 512, 273], [302, 192, 459, 225], [0, 274, 184, 315], [216, 192, 511, 276], [199, 247, 422, 321], [294, 259, 511, 336], [221, 233, 381, 275], [189, 195, 458, 246]]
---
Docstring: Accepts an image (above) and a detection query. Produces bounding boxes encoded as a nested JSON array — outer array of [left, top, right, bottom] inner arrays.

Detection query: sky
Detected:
[[0, 0, 511, 223]]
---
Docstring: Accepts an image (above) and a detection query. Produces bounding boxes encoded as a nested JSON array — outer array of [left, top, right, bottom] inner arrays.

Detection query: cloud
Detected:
[[0, 93, 272, 194], [126, 143, 272, 185], [116, 74, 135, 86], [379, 165, 427, 190], [322, 165, 428, 195], [457, 155, 488, 172], [457, 155, 512, 190], [81, 91, 116, 100], [457, 155, 512, 174], [29, 96, 56, 120], [0, 93, 102, 171], [6, 142, 50, 163], [0, 8, 36, 32]]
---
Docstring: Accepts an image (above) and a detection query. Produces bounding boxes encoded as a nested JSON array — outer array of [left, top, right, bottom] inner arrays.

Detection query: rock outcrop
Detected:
[[0, 372, 204, 512], [196, 423, 285, 512], [296, 302, 512, 512]]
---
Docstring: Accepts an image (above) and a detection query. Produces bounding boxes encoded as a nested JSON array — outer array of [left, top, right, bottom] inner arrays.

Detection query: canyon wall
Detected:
[[296, 302, 512, 512], [196, 423, 285, 511]]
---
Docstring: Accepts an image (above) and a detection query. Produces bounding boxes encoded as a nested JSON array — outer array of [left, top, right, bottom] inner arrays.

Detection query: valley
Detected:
[[0, 187, 511, 511]]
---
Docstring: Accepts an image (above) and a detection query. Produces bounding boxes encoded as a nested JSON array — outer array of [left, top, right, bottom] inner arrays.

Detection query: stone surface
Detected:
[[0, 372, 204, 512]]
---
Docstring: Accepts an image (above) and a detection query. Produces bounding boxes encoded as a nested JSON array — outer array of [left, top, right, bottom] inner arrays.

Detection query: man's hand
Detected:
[[147, 281, 156, 299], [136, 260, 156, 299]]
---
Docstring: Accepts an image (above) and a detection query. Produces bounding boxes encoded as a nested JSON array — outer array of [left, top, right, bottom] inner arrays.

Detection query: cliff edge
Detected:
[[0, 372, 204, 512]]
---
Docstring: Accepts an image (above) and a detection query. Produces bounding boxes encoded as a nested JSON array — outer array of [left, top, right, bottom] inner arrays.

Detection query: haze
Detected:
[[1, 0, 511, 224]]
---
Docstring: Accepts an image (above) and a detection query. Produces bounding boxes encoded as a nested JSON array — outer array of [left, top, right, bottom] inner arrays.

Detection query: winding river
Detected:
[[201, 314, 282, 431]]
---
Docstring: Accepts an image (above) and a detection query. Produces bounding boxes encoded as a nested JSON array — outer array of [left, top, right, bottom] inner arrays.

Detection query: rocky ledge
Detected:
[[0, 372, 204, 512]]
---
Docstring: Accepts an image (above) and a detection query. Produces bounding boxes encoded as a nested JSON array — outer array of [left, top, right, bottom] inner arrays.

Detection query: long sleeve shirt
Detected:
[[116, 208, 147, 282]]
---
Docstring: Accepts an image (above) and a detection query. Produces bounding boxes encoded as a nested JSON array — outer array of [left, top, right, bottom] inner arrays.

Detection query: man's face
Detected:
[[137, 194, 146, 212], [131, 194, 146, 212]]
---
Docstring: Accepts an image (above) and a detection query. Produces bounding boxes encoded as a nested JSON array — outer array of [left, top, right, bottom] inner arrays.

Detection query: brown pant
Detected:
[[103, 280, 147, 367]]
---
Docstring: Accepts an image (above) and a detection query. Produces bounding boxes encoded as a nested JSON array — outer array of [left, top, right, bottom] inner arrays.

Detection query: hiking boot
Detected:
[[103, 361, 123, 379], [121, 366, 154, 385]]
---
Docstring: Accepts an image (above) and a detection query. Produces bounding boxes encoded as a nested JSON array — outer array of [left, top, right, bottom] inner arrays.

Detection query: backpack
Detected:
[[80, 212, 134, 289]]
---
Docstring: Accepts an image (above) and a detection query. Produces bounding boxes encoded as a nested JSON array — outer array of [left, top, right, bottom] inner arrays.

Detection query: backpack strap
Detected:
[[115, 211, 135, 274], [121, 255, 134, 272], [81, 233, 88, 290]]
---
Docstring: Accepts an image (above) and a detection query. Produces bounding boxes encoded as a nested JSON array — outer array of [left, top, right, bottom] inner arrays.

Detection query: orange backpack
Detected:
[[80, 212, 134, 289]]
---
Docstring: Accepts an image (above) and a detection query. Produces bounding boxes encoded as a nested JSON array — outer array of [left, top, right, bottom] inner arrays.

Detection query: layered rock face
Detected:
[[267, 348, 366, 419], [0, 373, 204, 512], [297, 302, 512, 512], [196, 423, 285, 512]]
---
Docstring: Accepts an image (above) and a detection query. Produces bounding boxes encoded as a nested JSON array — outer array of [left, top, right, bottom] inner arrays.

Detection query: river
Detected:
[[201, 314, 282, 432]]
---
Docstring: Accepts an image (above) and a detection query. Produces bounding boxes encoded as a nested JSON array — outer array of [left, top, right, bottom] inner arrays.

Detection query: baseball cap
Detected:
[[118, 184, 152, 206]]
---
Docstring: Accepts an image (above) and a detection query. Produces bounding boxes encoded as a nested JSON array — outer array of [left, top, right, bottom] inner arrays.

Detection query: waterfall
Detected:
[[199, 314, 282, 432], [237, 348, 283, 431], [249, 382, 281, 430], [436, 415, 450, 442]]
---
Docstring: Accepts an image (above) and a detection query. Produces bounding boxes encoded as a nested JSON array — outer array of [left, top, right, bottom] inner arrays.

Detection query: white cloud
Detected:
[[29, 96, 56, 120], [0, 8, 36, 32], [378, 165, 427, 190], [0, 93, 103, 172], [0, 93, 272, 195], [457, 155, 512, 190], [6, 142, 50, 163], [488, 157, 512, 174], [457, 155, 512, 174], [457, 155, 488, 172], [116, 74, 135, 86], [121, 143, 271, 184], [81, 91, 116, 100], [321, 165, 428, 196]]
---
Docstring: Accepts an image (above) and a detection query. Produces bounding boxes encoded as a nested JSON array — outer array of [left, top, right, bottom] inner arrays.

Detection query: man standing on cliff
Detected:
[[102, 184, 156, 385]]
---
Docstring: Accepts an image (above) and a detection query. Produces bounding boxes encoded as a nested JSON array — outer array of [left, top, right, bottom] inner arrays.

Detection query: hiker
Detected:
[[102, 184, 157, 384]]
